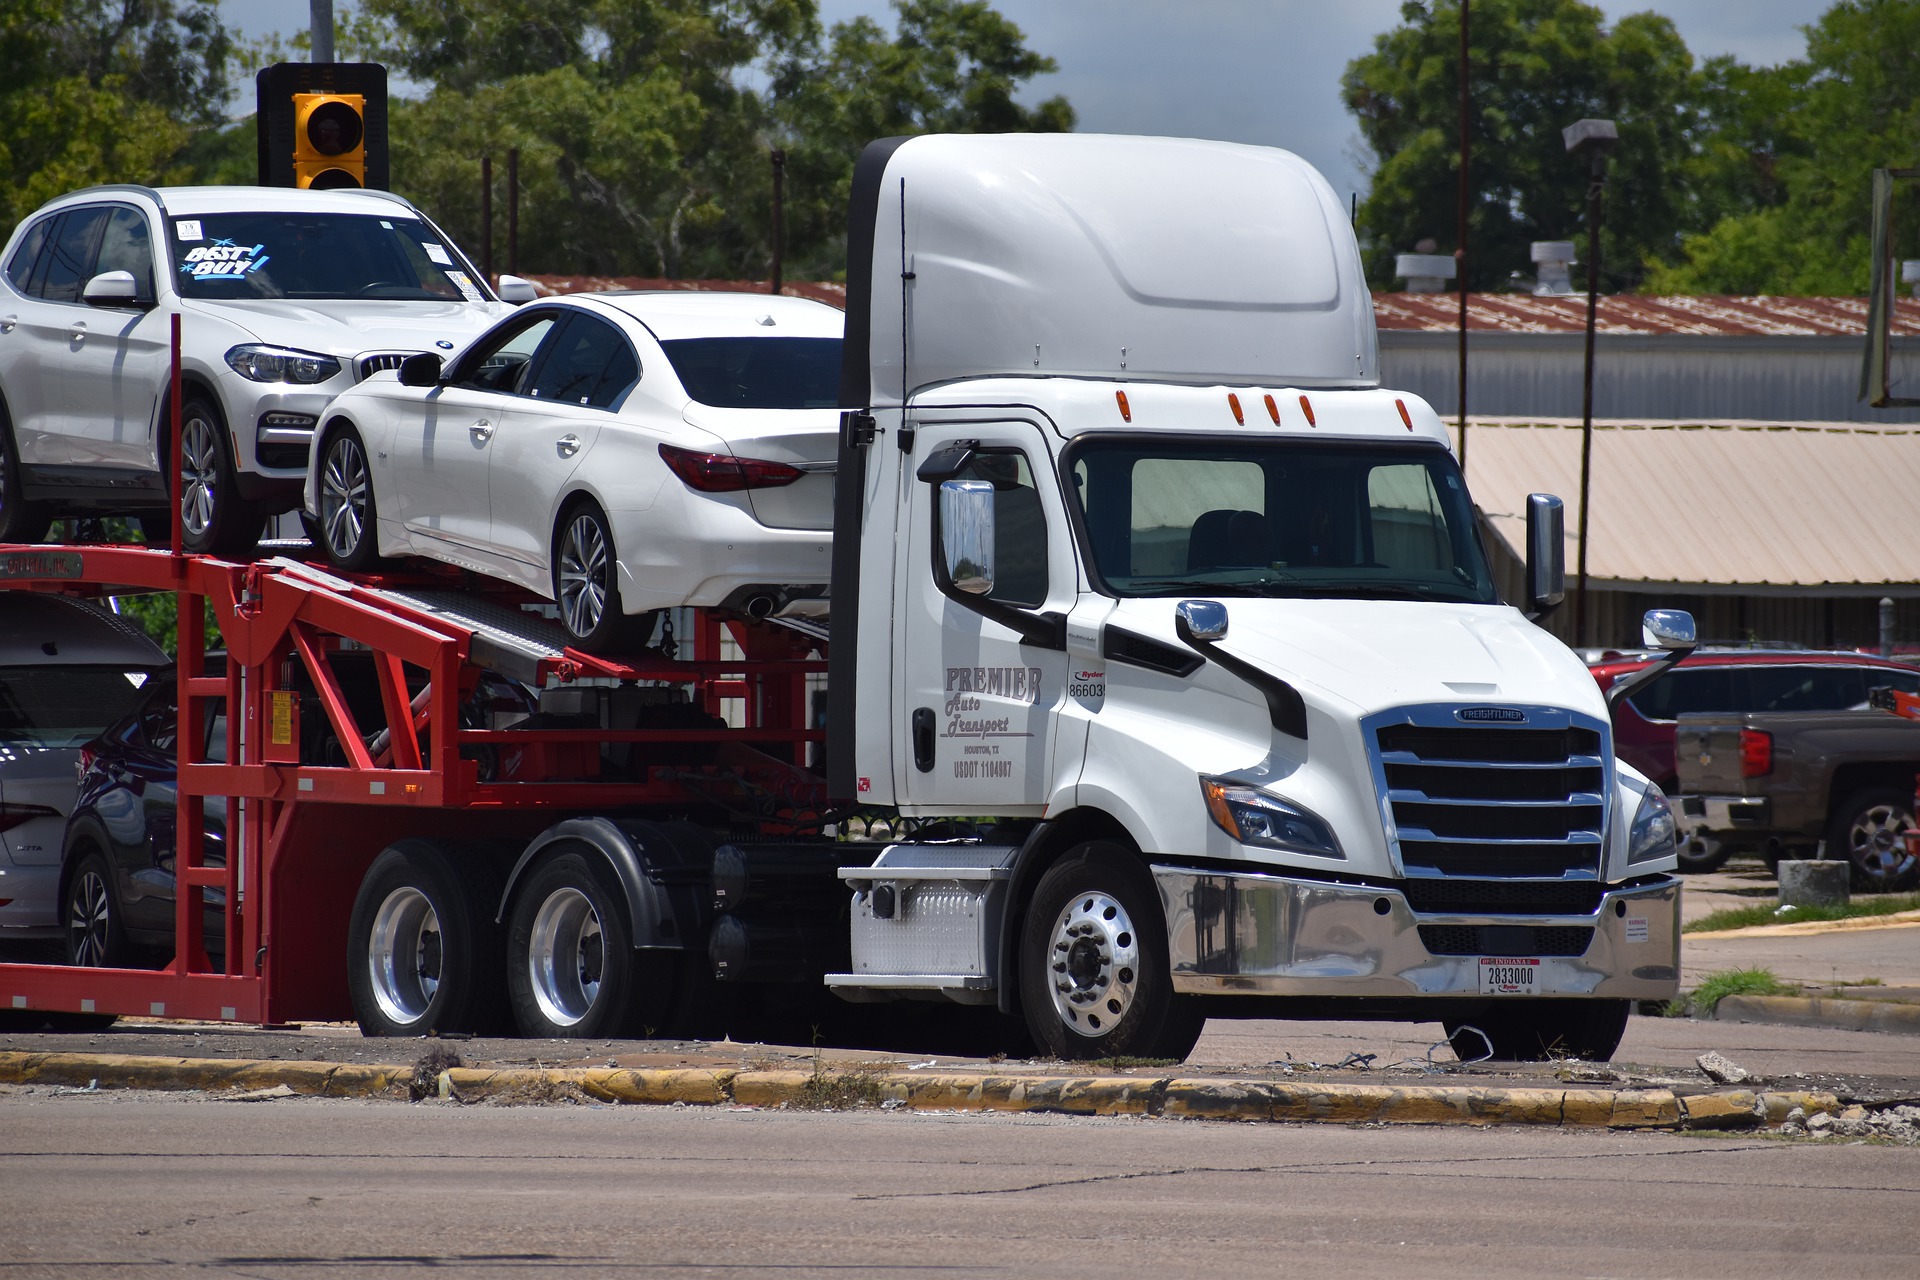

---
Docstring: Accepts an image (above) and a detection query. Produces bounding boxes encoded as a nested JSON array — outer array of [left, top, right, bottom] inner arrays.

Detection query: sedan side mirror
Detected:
[[83, 270, 146, 309], [1525, 493, 1565, 617], [398, 352, 443, 387], [939, 479, 995, 596], [496, 274, 539, 304]]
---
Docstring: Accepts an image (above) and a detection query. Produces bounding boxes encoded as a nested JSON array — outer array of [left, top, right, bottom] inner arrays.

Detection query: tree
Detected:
[[0, 1, 235, 228], [1343, 0, 1702, 293], [1647, 0, 1920, 295], [342, 0, 1070, 281]]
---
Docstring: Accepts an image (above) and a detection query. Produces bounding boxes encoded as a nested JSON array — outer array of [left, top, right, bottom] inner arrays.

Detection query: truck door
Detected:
[[896, 420, 1078, 813]]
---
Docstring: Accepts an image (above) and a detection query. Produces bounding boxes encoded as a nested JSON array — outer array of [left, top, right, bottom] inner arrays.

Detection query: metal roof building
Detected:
[[1377, 292, 1920, 425]]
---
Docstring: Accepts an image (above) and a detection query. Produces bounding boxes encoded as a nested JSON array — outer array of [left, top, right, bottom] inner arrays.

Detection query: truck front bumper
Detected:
[[1153, 866, 1681, 1001]]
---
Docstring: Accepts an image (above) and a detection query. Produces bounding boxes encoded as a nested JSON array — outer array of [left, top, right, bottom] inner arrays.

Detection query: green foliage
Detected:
[[1666, 967, 1795, 1017], [347, 0, 1070, 281], [1344, 0, 1701, 292], [1685, 892, 1920, 934], [0, 1, 234, 230]]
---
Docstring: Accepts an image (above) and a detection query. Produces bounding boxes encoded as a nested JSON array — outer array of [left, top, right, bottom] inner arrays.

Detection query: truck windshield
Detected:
[[1065, 438, 1498, 604], [167, 212, 482, 302]]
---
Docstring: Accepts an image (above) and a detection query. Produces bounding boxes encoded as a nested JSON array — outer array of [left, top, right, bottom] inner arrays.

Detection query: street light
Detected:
[[1563, 117, 1617, 648]]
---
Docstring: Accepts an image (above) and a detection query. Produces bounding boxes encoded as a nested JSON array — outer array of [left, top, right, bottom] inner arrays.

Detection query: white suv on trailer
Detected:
[[0, 185, 527, 554]]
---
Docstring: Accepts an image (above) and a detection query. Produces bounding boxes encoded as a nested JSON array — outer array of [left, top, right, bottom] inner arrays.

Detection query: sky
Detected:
[[224, 0, 1834, 207]]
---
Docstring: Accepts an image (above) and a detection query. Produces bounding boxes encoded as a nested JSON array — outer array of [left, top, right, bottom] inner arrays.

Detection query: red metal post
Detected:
[[170, 312, 184, 560]]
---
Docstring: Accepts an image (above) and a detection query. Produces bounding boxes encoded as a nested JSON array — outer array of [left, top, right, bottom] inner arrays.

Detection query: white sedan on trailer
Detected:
[[302, 291, 842, 652]]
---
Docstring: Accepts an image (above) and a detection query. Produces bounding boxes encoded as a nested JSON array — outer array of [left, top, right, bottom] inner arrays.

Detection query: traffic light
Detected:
[[294, 93, 366, 188], [257, 63, 388, 190]]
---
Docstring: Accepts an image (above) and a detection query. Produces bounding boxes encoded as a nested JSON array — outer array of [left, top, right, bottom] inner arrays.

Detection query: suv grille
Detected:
[[1376, 719, 1605, 878], [357, 352, 413, 380]]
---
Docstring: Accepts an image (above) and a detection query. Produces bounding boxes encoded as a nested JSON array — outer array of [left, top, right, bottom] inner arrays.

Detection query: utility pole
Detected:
[[1564, 118, 1618, 648], [1456, 0, 1470, 474], [770, 149, 787, 296]]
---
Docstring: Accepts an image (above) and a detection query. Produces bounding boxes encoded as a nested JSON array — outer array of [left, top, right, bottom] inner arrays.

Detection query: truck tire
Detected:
[[506, 849, 678, 1038], [1444, 998, 1631, 1063], [347, 840, 509, 1037], [1017, 841, 1203, 1062], [1674, 832, 1731, 874], [1825, 787, 1920, 893]]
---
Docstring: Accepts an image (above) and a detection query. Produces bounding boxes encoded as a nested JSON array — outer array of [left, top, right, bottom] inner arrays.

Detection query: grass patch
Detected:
[[1084, 1056, 1182, 1071], [1665, 967, 1798, 1017], [1685, 892, 1920, 934], [794, 1064, 885, 1111]]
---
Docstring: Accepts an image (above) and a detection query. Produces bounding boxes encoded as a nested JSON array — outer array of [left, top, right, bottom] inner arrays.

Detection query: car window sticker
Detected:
[[445, 270, 484, 302], [422, 242, 452, 265], [175, 220, 203, 242]]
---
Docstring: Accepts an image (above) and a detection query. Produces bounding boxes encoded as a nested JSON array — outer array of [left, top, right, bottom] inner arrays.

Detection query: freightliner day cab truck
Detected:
[[0, 134, 1692, 1063]]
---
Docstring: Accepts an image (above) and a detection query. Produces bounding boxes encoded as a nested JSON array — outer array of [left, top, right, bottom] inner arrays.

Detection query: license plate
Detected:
[[1478, 957, 1540, 995]]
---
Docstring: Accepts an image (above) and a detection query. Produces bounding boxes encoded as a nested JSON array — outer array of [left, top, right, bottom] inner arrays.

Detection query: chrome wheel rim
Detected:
[[1045, 890, 1141, 1038], [367, 886, 441, 1025], [1842, 802, 1916, 883], [527, 886, 602, 1028], [557, 513, 610, 639], [179, 413, 220, 539], [320, 435, 370, 560], [68, 870, 111, 967]]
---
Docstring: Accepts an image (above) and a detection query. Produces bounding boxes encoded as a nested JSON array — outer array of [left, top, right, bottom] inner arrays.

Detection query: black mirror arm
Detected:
[[1604, 645, 1697, 713], [1174, 616, 1308, 740]]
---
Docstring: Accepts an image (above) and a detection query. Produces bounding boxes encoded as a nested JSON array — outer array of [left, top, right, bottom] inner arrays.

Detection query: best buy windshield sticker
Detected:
[[174, 220, 203, 242], [180, 239, 269, 278], [445, 270, 483, 302]]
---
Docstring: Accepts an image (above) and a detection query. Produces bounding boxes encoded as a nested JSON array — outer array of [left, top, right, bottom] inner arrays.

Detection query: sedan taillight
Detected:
[[659, 443, 805, 492], [1740, 729, 1772, 778]]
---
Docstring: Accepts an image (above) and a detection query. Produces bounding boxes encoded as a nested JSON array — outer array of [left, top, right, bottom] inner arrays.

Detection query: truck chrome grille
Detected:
[[1371, 711, 1608, 879], [1399, 879, 1605, 915]]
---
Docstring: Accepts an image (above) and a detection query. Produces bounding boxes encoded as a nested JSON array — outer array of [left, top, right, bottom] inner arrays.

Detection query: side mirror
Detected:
[[1642, 609, 1696, 651], [1525, 493, 1565, 614], [496, 274, 539, 304], [939, 479, 995, 596], [1174, 599, 1228, 643], [82, 270, 144, 309], [398, 352, 443, 387]]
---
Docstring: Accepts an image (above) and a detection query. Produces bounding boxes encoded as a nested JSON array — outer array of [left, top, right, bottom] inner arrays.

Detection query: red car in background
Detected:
[[1588, 649, 1920, 872]]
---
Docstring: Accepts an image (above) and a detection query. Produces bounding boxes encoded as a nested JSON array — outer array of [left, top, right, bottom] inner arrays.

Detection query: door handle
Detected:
[[0, 315, 16, 334], [912, 707, 936, 773], [469, 419, 493, 443], [68, 322, 87, 344], [555, 434, 580, 458]]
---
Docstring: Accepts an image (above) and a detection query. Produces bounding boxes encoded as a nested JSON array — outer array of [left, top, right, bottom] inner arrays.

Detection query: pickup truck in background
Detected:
[[1673, 709, 1920, 891]]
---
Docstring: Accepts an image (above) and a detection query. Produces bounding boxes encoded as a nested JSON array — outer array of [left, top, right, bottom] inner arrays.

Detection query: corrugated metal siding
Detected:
[[1461, 417, 1920, 593]]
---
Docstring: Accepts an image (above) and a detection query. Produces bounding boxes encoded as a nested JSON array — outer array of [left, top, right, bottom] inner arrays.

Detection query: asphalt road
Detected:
[[4, 1089, 1918, 1280]]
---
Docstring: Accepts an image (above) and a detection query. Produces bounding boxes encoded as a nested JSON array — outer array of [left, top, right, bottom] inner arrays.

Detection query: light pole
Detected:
[[1563, 117, 1617, 649]]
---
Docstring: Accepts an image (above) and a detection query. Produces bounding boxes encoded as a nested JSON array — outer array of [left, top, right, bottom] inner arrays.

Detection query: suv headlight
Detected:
[[1199, 775, 1343, 858], [1627, 784, 1677, 865], [225, 344, 342, 384]]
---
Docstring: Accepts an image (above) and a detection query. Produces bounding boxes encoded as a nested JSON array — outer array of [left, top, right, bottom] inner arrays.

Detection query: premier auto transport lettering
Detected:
[[943, 665, 1041, 741]]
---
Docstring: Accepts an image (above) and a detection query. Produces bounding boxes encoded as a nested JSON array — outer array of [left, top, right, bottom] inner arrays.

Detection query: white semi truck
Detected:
[[1, 133, 1688, 1064]]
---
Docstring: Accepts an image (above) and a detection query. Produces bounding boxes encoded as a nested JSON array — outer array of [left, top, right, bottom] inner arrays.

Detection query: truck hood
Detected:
[[1108, 596, 1607, 722], [181, 297, 508, 359]]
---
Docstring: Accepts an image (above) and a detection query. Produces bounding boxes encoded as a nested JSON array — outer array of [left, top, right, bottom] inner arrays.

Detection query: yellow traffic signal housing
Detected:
[[293, 92, 367, 189]]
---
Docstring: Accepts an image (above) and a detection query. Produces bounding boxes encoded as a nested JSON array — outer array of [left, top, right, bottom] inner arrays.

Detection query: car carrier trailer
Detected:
[[0, 134, 1690, 1062]]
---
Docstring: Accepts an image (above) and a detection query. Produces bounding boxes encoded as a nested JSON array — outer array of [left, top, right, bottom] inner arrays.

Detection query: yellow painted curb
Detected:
[[0, 1051, 1842, 1132]]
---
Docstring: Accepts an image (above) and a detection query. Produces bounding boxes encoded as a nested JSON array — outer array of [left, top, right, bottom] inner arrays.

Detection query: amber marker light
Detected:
[[1396, 398, 1414, 431], [1227, 393, 1244, 424], [1116, 390, 1132, 422], [1264, 394, 1280, 424], [1298, 395, 1316, 426]]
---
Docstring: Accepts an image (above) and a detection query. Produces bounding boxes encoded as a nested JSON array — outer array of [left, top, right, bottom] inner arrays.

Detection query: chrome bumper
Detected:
[[1153, 865, 1681, 1001]]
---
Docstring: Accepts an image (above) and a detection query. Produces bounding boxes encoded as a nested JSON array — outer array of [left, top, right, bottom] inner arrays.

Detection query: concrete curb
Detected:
[[0, 1050, 1843, 1131], [1714, 994, 1920, 1036], [1687, 912, 1920, 941]]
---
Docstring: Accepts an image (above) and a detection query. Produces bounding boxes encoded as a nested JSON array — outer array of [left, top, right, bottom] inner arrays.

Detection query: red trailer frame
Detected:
[[0, 543, 826, 1026]]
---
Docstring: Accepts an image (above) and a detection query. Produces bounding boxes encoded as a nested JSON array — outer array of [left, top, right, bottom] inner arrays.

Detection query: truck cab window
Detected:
[[1067, 438, 1496, 604], [944, 450, 1048, 608]]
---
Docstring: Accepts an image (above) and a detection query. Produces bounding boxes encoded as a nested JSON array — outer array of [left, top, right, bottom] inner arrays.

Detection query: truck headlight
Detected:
[[1627, 784, 1677, 865], [1199, 775, 1343, 859], [225, 344, 342, 384]]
